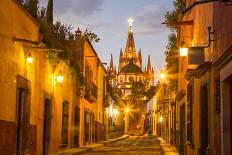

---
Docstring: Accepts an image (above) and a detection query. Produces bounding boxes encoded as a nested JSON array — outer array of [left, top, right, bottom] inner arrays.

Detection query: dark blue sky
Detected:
[[40, 0, 173, 81]]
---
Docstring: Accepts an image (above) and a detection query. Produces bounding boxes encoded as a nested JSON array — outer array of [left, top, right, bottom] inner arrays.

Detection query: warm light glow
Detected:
[[128, 18, 134, 27], [180, 47, 188, 56], [113, 109, 119, 117], [159, 116, 163, 122], [57, 70, 64, 84], [109, 105, 113, 117], [27, 53, 33, 64], [141, 114, 145, 118], [125, 107, 130, 113], [159, 71, 166, 80]]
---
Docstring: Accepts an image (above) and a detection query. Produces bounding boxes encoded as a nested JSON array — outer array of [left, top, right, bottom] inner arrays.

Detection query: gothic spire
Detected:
[[119, 48, 123, 62], [124, 18, 136, 59], [147, 55, 151, 70], [110, 54, 114, 69], [138, 48, 142, 60]]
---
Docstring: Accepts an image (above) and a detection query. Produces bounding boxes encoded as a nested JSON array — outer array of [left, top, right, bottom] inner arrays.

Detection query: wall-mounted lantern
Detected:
[[27, 53, 33, 65], [57, 70, 64, 84], [180, 47, 188, 57], [159, 116, 163, 123]]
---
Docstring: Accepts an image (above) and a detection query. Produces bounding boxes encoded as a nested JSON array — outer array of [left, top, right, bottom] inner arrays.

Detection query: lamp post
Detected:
[[124, 107, 130, 134], [26, 53, 33, 65]]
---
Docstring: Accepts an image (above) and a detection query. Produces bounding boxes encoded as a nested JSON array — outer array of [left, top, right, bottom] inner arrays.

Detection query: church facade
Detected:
[[107, 24, 154, 98]]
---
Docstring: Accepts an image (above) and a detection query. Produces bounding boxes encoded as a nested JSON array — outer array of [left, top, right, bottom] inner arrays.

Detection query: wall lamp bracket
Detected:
[[203, 27, 215, 48], [14, 35, 38, 45]]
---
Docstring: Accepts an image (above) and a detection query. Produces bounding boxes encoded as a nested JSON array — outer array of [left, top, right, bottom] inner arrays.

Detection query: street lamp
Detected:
[[124, 107, 130, 134], [57, 70, 64, 84], [159, 116, 163, 123], [125, 107, 130, 113], [26, 53, 33, 65], [179, 47, 188, 57], [159, 71, 166, 81]]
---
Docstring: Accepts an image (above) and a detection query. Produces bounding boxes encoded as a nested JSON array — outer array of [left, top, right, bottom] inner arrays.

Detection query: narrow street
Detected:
[[1, 1, 232, 155], [83, 136, 161, 155]]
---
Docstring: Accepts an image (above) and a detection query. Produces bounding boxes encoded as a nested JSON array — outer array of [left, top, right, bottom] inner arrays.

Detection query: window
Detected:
[[129, 76, 134, 82], [120, 77, 123, 83], [187, 84, 193, 142], [61, 100, 69, 145]]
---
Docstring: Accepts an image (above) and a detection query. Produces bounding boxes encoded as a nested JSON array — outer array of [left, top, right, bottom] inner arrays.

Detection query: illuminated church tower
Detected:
[[107, 18, 154, 97], [118, 18, 142, 72]]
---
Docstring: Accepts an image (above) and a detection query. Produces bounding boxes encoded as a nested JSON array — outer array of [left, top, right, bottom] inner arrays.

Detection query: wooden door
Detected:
[[230, 80, 232, 153], [17, 88, 31, 155], [74, 107, 80, 146], [43, 99, 52, 155], [84, 112, 90, 145], [179, 104, 185, 155], [199, 84, 208, 155]]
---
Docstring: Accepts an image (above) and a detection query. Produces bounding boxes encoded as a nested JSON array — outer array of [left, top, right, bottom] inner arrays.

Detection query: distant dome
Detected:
[[120, 61, 143, 74]]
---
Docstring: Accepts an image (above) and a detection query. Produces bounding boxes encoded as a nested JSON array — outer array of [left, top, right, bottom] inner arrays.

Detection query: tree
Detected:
[[20, 0, 39, 20], [164, 0, 185, 32], [162, 0, 185, 95], [83, 27, 100, 43], [46, 0, 53, 25]]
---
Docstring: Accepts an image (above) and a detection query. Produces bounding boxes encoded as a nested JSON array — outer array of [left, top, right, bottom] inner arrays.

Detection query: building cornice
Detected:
[[213, 44, 232, 69], [12, 0, 39, 27]]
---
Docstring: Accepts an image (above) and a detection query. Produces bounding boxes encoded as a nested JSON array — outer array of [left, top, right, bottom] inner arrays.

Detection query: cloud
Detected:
[[135, 5, 168, 35], [39, 0, 105, 25]]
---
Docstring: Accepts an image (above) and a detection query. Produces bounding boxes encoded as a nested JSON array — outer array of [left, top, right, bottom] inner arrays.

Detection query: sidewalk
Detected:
[[57, 135, 129, 155], [156, 137, 179, 155]]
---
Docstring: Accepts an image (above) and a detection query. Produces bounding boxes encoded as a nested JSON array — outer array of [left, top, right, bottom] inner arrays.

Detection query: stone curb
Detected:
[[155, 136, 178, 155]]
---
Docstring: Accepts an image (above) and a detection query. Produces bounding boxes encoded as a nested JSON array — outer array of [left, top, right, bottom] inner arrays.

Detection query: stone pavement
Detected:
[[83, 135, 161, 155], [156, 137, 179, 155], [56, 135, 129, 155]]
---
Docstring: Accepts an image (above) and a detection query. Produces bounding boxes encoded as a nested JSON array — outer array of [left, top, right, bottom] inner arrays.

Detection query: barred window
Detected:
[[61, 100, 69, 145], [187, 83, 193, 142]]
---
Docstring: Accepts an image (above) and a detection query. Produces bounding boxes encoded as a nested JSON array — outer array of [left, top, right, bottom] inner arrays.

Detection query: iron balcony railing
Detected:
[[85, 82, 97, 102]]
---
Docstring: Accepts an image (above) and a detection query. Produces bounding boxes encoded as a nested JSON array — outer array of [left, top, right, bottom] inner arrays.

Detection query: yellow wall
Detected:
[[96, 66, 106, 123], [0, 0, 39, 122], [0, 1, 76, 154], [178, 2, 215, 155]]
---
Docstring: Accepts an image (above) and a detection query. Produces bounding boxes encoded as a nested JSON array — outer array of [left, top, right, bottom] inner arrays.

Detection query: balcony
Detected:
[[84, 82, 97, 102]]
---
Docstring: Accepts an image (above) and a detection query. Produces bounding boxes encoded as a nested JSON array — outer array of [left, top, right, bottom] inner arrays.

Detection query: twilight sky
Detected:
[[39, 0, 173, 81]]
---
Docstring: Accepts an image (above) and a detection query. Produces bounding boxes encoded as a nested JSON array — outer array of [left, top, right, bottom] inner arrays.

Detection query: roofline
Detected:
[[85, 38, 107, 73], [12, 0, 39, 27]]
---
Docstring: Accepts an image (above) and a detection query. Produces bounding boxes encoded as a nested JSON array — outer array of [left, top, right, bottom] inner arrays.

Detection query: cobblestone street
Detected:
[[83, 136, 161, 155]]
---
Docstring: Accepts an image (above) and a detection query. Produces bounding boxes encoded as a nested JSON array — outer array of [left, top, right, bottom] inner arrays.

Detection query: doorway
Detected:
[[74, 107, 80, 146], [84, 111, 90, 145], [179, 104, 185, 155], [230, 80, 232, 152], [16, 76, 31, 155], [199, 84, 208, 155], [43, 98, 52, 155]]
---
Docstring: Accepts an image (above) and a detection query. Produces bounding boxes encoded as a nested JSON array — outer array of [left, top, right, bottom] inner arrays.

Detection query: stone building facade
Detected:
[[0, 1, 107, 154], [107, 25, 154, 98]]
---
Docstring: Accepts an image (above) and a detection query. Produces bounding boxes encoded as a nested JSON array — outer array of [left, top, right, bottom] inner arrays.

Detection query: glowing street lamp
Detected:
[[159, 71, 166, 81], [27, 53, 33, 65], [159, 116, 163, 123], [180, 47, 188, 57], [125, 107, 130, 113], [57, 70, 64, 84], [113, 108, 119, 117]]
